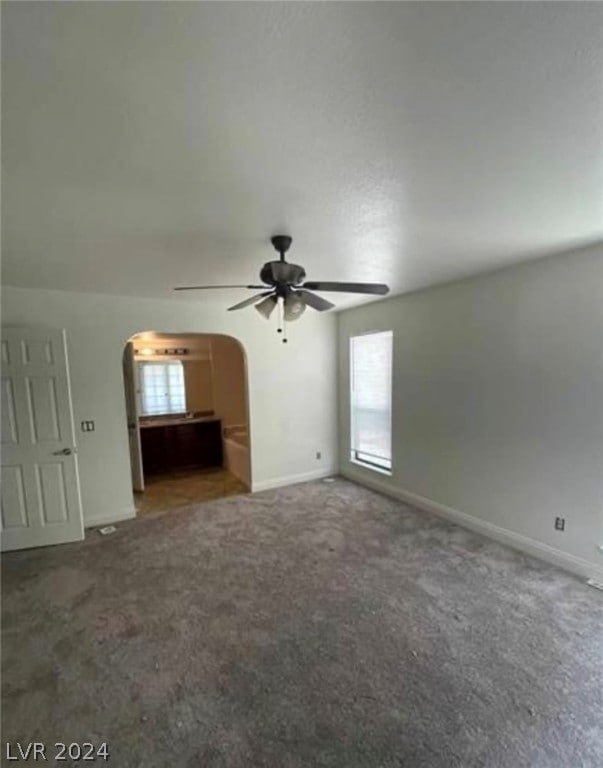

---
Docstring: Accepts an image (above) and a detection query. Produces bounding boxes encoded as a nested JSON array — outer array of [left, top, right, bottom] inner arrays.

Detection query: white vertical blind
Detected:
[[350, 330, 393, 471], [139, 361, 186, 416]]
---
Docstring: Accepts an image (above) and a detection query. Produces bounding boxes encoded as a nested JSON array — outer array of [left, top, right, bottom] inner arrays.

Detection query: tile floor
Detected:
[[134, 468, 248, 517]]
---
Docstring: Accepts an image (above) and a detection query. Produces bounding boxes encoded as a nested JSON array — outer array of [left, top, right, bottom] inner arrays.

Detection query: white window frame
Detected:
[[350, 330, 393, 475], [138, 360, 186, 416]]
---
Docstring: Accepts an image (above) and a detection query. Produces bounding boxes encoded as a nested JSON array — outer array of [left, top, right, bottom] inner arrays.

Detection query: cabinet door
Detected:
[[195, 421, 223, 468], [140, 427, 167, 475], [172, 424, 199, 469], [140, 421, 223, 473], [174, 422, 223, 469]]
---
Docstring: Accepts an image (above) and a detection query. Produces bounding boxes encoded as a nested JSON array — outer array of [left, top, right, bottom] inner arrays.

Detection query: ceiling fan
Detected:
[[174, 235, 389, 341]]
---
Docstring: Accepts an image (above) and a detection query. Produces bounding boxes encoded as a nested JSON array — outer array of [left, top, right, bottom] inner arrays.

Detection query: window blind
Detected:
[[139, 361, 186, 416], [350, 330, 393, 471]]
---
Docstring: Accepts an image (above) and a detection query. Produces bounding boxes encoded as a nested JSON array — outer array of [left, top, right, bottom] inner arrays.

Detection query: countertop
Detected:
[[139, 416, 220, 429]]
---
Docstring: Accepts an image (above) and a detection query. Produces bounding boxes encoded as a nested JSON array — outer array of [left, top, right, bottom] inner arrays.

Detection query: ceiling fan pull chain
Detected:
[[276, 296, 283, 335], [283, 316, 288, 344]]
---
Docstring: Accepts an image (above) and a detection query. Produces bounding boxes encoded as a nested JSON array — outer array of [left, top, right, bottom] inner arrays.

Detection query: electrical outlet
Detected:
[[316, 451, 322, 460], [554, 517, 565, 531]]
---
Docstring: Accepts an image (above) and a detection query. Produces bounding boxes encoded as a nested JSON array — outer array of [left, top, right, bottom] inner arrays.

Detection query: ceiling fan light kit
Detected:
[[174, 235, 389, 342], [255, 294, 278, 319], [283, 292, 306, 321]]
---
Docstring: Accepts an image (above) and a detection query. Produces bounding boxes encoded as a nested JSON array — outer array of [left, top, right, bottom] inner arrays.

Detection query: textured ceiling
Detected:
[[2, 2, 602, 308]]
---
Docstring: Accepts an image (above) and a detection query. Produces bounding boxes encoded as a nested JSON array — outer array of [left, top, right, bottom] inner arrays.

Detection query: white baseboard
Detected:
[[342, 468, 603, 582], [252, 468, 337, 493], [84, 506, 136, 529]]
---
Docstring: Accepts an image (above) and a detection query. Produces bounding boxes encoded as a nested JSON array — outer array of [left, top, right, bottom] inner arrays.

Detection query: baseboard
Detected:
[[84, 506, 137, 529], [252, 468, 337, 493], [342, 468, 603, 582]]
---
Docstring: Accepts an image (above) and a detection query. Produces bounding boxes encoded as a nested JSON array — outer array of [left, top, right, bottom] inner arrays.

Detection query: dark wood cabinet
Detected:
[[140, 419, 222, 475]]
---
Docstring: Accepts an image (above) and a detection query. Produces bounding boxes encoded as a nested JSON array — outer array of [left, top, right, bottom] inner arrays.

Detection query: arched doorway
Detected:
[[122, 331, 251, 517]]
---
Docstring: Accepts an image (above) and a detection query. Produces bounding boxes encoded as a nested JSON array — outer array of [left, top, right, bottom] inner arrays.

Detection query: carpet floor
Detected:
[[2, 478, 602, 767]]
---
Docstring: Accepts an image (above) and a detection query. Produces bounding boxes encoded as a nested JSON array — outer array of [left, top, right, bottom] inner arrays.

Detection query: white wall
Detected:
[[338, 244, 603, 577], [1, 287, 338, 525]]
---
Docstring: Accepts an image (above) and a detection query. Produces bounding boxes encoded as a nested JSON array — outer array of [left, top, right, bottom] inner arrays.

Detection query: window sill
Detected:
[[350, 458, 392, 477]]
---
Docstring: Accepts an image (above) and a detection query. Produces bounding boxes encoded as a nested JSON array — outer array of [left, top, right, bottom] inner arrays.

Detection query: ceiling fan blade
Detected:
[[301, 282, 389, 295], [297, 289, 335, 312], [174, 284, 266, 291], [227, 291, 274, 311]]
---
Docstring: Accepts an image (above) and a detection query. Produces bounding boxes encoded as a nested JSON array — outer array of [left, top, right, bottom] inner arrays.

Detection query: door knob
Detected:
[[52, 448, 73, 456]]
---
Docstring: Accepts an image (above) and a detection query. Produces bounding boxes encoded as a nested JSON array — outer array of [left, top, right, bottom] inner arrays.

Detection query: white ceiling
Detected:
[[2, 2, 602, 309]]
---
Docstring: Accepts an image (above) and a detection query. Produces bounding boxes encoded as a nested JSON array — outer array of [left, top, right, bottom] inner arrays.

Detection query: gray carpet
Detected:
[[2, 478, 602, 767]]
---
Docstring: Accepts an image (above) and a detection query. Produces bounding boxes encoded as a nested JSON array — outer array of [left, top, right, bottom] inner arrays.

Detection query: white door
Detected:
[[123, 341, 144, 492], [1, 327, 84, 551]]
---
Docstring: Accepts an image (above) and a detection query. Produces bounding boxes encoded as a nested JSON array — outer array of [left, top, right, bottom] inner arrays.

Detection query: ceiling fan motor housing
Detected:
[[260, 260, 306, 289]]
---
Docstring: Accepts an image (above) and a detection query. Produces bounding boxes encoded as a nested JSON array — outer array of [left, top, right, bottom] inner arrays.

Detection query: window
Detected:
[[138, 361, 186, 416], [350, 330, 393, 472]]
